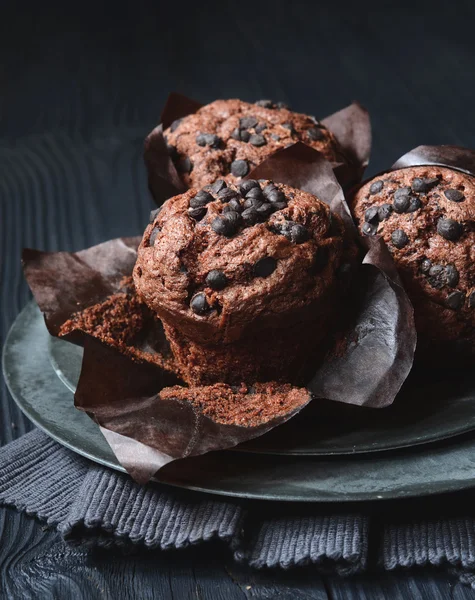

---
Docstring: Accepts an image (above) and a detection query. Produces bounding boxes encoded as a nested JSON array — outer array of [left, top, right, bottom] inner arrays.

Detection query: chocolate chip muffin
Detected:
[[159, 99, 347, 190], [350, 166, 475, 357], [134, 178, 357, 385]]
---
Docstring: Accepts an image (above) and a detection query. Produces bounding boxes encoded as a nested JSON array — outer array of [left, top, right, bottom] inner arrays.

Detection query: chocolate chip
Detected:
[[230, 160, 249, 177], [149, 207, 162, 224], [249, 134, 267, 147], [407, 196, 422, 213], [362, 222, 377, 236], [428, 265, 445, 289], [231, 128, 250, 142], [391, 229, 409, 249], [369, 181, 384, 195], [421, 259, 432, 274], [377, 204, 393, 221], [255, 123, 268, 134], [267, 190, 286, 204], [177, 157, 193, 173], [206, 270, 228, 291], [240, 179, 259, 195], [256, 202, 273, 219], [282, 122, 295, 134], [243, 197, 262, 210], [240, 116, 258, 129], [190, 293, 210, 315], [240, 130, 251, 142], [272, 201, 288, 211], [231, 128, 241, 141], [444, 189, 465, 202], [393, 188, 412, 213], [223, 199, 243, 213], [241, 207, 259, 226], [196, 133, 221, 148], [271, 134, 281, 141], [211, 214, 239, 236], [307, 127, 325, 141], [253, 257, 277, 278], [289, 223, 309, 244], [245, 187, 264, 201], [364, 207, 379, 223], [437, 218, 463, 241], [188, 207, 207, 221], [446, 291, 464, 311], [218, 187, 240, 203], [190, 190, 213, 208], [170, 118, 182, 132], [411, 177, 439, 193], [445, 265, 460, 288], [255, 99, 273, 108], [276, 102, 288, 109], [148, 226, 161, 246], [469, 291, 475, 308], [211, 179, 227, 194], [263, 183, 277, 197]]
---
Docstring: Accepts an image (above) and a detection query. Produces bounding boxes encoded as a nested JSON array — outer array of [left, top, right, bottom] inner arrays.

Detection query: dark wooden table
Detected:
[[2, 1, 475, 597]]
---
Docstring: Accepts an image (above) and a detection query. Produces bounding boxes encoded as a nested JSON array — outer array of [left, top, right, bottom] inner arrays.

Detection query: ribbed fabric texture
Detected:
[[4, 430, 475, 586]]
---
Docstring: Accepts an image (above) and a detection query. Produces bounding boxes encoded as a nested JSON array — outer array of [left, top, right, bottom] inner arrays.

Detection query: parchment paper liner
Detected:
[[144, 92, 371, 205], [23, 147, 415, 483]]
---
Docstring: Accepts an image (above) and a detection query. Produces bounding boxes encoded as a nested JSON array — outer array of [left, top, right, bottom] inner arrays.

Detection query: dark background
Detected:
[[2, 1, 475, 597]]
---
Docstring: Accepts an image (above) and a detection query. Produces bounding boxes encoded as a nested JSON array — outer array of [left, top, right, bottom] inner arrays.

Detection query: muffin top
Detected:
[[134, 178, 354, 343], [161, 99, 346, 189], [350, 165, 475, 345]]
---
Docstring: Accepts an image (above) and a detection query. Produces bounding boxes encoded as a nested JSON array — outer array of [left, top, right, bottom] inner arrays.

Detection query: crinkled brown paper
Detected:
[[144, 92, 371, 205], [23, 148, 415, 484]]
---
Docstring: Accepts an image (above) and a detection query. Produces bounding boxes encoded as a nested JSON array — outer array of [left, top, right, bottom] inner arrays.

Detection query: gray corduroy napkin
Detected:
[[2, 430, 475, 587]]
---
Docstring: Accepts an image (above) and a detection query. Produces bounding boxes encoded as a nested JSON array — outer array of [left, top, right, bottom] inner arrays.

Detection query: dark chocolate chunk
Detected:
[[239, 179, 259, 195], [267, 190, 286, 204], [272, 201, 288, 211], [289, 223, 309, 244], [307, 127, 325, 141], [393, 188, 412, 213], [428, 265, 446, 289], [190, 190, 213, 208], [445, 264, 460, 288], [190, 293, 210, 315], [469, 291, 475, 308], [364, 207, 380, 224], [391, 229, 409, 249], [407, 196, 422, 213], [211, 179, 227, 194], [240, 130, 251, 143], [241, 207, 259, 226], [196, 133, 221, 148], [149, 207, 162, 224], [148, 226, 161, 246], [444, 189, 465, 202], [223, 199, 243, 213], [231, 128, 241, 141], [177, 157, 193, 173], [218, 187, 240, 203], [245, 187, 264, 201], [243, 197, 263, 210], [230, 160, 249, 177], [421, 259, 432, 274], [282, 122, 295, 134], [362, 222, 377, 236], [211, 215, 238, 236], [369, 181, 384, 195], [255, 99, 273, 108], [240, 116, 258, 129], [411, 177, 439, 193], [255, 123, 268, 134], [271, 134, 281, 141], [446, 291, 464, 311], [256, 202, 274, 219], [377, 204, 393, 221], [437, 218, 463, 241], [170, 118, 182, 132], [206, 270, 228, 291], [188, 207, 207, 221], [253, 257, 277, 278], [249, 134, 267, 147], [263, 183, 277, 197]]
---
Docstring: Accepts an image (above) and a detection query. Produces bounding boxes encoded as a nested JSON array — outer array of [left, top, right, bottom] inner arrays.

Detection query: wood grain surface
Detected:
[[2, 0, 475, 597]]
